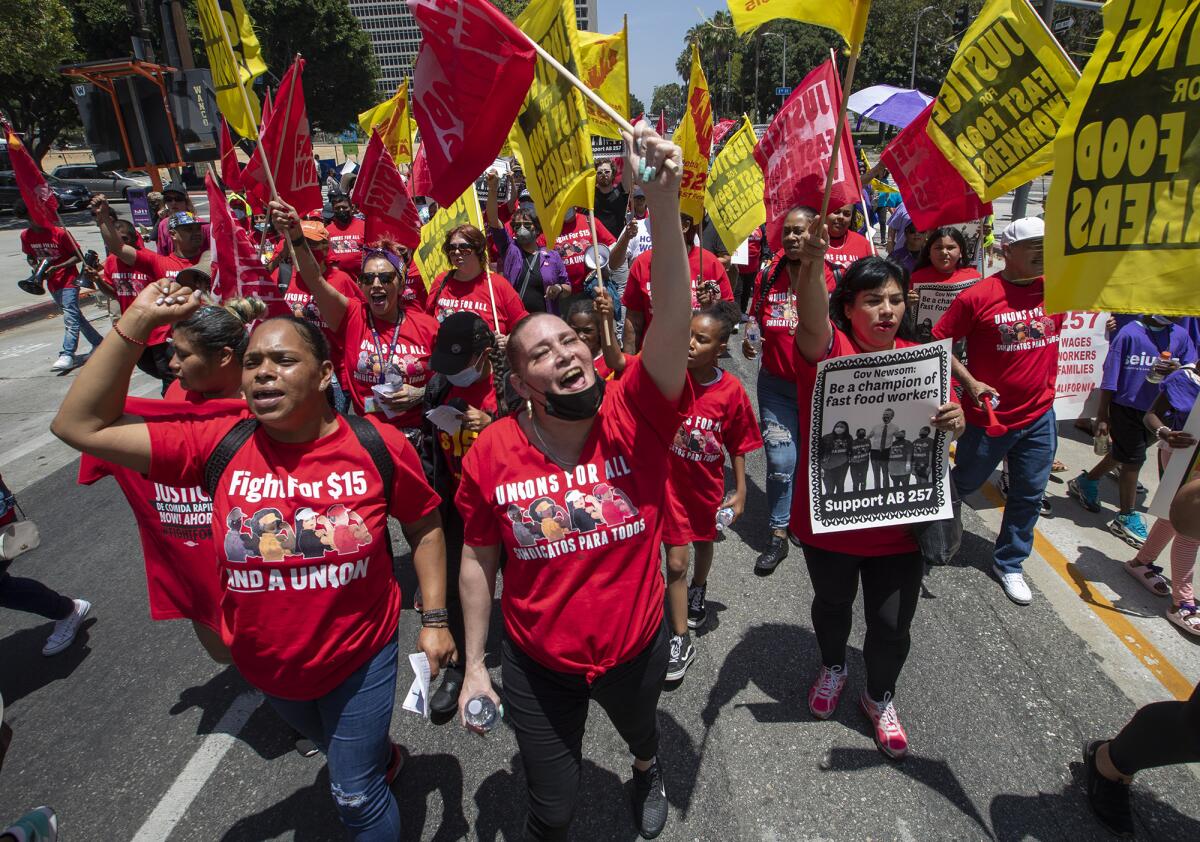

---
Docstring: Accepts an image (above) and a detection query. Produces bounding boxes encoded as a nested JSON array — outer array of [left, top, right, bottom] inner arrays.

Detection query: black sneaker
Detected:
[[430, 664, 464, 715], [754, 534, 788, 576], [1082, 740, 1134, 838], [686, 583, 707, 630], [665, 633, 695, 682], [1039, 494, 1052, 516], [630, 757, 668, 839]]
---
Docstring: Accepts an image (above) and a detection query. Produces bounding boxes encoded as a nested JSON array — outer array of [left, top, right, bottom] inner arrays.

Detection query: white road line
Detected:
[[130, 689, 263, 842]]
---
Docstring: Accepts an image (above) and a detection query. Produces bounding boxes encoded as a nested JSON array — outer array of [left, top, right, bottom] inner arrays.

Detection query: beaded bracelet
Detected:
[[112, 323, 148, 346]]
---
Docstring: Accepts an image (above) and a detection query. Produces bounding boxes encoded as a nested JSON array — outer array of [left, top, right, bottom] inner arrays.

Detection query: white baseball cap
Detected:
[[1000, 217, 1044, 246]]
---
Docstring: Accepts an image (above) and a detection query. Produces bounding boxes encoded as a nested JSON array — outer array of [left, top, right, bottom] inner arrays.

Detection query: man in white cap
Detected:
[[932, 217, 1064, 605]]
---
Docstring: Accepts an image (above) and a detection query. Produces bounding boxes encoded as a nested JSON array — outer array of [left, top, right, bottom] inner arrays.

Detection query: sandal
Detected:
[[1051, 459, 1067, 473], [1124, 560, 1170, 597], [1167, 603, 1200, 638]]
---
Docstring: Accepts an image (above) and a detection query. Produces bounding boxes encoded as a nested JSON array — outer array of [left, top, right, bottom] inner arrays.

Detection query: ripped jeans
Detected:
[[265, 636, 400, 841], [758, 370, 799, 530]]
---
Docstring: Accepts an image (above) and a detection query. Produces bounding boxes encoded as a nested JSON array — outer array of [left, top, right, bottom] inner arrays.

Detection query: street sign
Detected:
[[776, 86, 793, 96], [1052, 15, 1074, 33]]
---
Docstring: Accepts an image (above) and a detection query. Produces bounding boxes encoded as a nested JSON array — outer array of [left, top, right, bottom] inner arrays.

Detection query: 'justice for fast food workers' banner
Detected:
[[672, 42, 713, 225], [414, 186, 486, 287], [705, 116, 766, 256]]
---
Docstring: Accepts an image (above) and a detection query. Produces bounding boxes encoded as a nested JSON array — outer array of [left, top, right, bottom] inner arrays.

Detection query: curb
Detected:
[[0, 290, 99, 333]]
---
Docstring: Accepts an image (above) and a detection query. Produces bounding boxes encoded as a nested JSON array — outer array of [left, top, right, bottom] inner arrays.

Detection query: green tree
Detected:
[[0, 0, 79, 164], [629, 93, 646, 119], [649, 83, 685, 125]]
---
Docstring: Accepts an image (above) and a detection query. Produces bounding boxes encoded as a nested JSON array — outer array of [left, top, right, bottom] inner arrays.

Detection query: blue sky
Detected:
[[597, 0, 729, 111]]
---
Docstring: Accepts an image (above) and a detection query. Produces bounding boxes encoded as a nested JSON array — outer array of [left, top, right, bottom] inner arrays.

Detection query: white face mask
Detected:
[[446, 353, 485, 387]]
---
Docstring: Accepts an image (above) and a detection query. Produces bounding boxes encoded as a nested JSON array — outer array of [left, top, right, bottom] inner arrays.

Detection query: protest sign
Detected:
[[912, 277, 980, 341], [1053, 311, 1109, 421], [126, 189, 151, 227], [511, 0, 596, 245], [578, 25, 629, 141], [927, 0, 1078, 202], [413, 186, 485, 288], [1149, 391, 1200, 520], [808, 340, 953, 534], [1044, 0, 1200, 317], [673, 43, 713, 224], [705, 116, 765, 258]]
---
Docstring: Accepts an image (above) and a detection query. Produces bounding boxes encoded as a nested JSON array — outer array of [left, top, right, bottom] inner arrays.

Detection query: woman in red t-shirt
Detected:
[[425, 224, 529, 334], [52, 282, 456, 840], [908, 227, 981, 341], [789, 230, 963, 761], [455, 125, 688, 841]]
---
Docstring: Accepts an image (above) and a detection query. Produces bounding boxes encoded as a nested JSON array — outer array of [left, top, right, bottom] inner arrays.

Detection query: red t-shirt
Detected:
[[131, 247, 204, 284], [337, 299, 439, 428], [20, 227, 79, 292], [824, 230, 875, 273], [622, 246, 733, 333], [594, 352, 634, 381], [749, 258, 833, 380], [910, 266, 981, 286], [456, 358, 689, 679], [403, 262, 429, 311], [542, 213, 616, 293], [104, 254, 171, 345], [325, 216, 366, 275], [425, 271, 528, 334], [284, 266, 359, 334], [147, 413, 440, 699], [791, 326, 920, 556], [663, 369, 762, 545], [932, 274, 1063, 431], [78, 396, 245, 631], [435, 376, 499, 484]]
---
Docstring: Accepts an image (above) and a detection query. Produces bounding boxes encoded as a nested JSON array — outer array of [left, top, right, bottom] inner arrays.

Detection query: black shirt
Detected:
[[593, 185, 628, 242]]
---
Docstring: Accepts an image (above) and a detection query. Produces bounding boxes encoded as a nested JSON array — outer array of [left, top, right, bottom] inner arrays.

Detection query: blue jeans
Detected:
[[51, 284, 104, 357], [265, 636, 401, 841], [952, 409, 1057, 574], [758, 370, 799, 530]]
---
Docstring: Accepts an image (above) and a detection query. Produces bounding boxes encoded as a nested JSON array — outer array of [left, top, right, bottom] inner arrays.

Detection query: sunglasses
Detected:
[[358, 271, 398, 286], [445, 243, 476, 254]]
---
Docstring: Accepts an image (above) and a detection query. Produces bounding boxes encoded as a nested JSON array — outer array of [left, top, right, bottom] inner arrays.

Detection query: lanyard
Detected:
[[367, 309, 404, 385]]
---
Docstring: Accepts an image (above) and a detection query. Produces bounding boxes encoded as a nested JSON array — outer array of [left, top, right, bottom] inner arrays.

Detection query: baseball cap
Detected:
[[174, 251, 212, 290], [1000, 217, 1044, 246], [163, 181, 188, 198], [169, 211, 201, 229], [300, 219, 330, 244], [431, 312, 493, 374]]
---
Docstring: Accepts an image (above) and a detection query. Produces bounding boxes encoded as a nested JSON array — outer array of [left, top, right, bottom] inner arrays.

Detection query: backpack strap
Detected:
[[204, 418, 259, 498], [343, 415, 394, 507]]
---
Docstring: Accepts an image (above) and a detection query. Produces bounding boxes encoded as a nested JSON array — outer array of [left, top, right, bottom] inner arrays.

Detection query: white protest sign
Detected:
[[1053, 311, 1109, 422], [1149, 391, 1200, 520], [913, 278, 979, 341]]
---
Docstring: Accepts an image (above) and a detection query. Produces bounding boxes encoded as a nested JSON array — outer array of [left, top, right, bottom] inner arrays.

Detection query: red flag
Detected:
[[880, 102, 992, 232], [656, 110, 667, 136], [205, 173, 280, 307], [242, 59, 323, 216], [754, 60, 863, 247], [354, 130, 422, 249], [410, 142, 433, 198], [219, 118, 244, 194], [259, 85, 273, 135], [407, 0, 537, 207], [712, 118, 737, 148], [4, 121, 58, 229]]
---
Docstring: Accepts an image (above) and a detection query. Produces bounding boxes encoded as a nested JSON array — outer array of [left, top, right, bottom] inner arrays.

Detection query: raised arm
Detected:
[[484, 169, 502, 228], [90, 195, 137, 266], [792, 224, 833, 365], [268, 200, 350, 332]]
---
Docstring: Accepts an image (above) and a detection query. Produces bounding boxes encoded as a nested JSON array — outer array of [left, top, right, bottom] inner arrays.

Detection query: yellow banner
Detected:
[[927, 0, 1079, 202], [512, 0, 595, 244], [358, 81, 413, 164], [578, 24, 629, 141], [727, 0, 870, 49], [414, 186, 485, 288], [672, 42, 712, 225], [705, 116, 765, 254], [196, 0, 266, 140], [1044, 0, 1200, 316]]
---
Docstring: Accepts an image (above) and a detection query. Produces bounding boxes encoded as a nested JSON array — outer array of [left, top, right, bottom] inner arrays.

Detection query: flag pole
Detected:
[[586, 210, 612, 346], [473, 192, 501, 334], [818, 46, 861, 221], [272, 55, 303, 182]]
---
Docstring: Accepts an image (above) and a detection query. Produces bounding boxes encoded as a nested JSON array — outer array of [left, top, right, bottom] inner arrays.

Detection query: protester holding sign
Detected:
[[789, 230, 964, 760], [427, 225, 529, 335], [908, 228, 981, 339]]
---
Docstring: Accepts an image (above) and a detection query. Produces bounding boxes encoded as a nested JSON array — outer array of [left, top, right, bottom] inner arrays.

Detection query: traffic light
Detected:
[[954, 5, 970, 31]]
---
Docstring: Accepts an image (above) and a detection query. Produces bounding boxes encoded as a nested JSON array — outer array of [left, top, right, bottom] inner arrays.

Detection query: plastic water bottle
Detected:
[[745, 316, 761, 350], [1145, 352, 1174, 384], [715, 507, 735, 532], [464, 695, 500, 732]]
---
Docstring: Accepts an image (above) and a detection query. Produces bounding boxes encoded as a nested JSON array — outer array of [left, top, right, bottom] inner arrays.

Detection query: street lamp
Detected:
[[763, 32, 787, 113], [910, 6, 938, 89]]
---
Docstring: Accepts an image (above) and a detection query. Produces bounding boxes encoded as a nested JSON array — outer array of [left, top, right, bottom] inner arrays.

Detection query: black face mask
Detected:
[[530, 375, 605, 421], [333, 210, 352, 223]]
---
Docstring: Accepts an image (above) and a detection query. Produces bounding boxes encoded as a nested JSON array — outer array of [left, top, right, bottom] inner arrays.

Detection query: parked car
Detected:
[[0, 170, 91, 215], [50, 165, 151, 200]]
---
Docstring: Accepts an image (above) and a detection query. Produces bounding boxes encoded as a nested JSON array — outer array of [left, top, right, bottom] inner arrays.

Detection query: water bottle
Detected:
[[715, 507, 735, 532], [1093, 434, 1110, 456], [1145, 352, 1173, 384], [745, 316, 761, 350], [464, 695, 500, 732]]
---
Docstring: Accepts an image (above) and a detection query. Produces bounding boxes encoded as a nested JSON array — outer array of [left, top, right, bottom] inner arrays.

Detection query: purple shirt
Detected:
[[1161, 365, 1200, 431], [888, 246, 920, 276], [1101, 321, 1198, 411], [490, 225, 568, 314]]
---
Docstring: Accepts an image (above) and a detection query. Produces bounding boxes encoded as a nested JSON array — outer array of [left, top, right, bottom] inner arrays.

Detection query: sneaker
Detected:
[[41, 599, 91, 656], [1, 806, 57, 842], [294, 737, 320, 758], [1039, 494, 1052, 516], [630, 757, 668, 839], [807, 664, 847, 720], [1167, 603, 1200, 638], [1082, 740, 1134, 838], [754, 534, 788, 576], [994, 470, 1009, 498], [1068, 472, 1102, 513], [50, 354, 74, 372], [686, 583, 707, 630], [665, 633, 695, 682], [993, 565, 1032, 605], [1109, 511, 1149, 548], [859, 691, 909, 760]]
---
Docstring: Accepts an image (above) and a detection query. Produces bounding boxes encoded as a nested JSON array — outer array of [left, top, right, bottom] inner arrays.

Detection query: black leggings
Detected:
[[0, 564, 73, 620], [802, 543, 923, 700], [1109, 682, 1200, 776], [502, 620, 669, 841]]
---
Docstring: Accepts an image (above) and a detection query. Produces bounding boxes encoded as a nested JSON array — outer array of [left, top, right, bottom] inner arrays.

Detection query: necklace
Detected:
[[529, 412, 576, 468]]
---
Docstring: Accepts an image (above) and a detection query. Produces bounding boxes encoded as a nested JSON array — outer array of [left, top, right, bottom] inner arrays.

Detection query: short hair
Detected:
[[565, 298, 596, 322], [694, 301, 738, 343]]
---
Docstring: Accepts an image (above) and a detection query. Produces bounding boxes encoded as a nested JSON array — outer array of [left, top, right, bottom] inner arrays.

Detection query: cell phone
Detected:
[[83, 249, 101, 269], [625, 211, 634, 225]]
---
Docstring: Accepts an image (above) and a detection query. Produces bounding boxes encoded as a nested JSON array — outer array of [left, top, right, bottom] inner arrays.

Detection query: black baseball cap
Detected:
[[431, 312, 493, 374]]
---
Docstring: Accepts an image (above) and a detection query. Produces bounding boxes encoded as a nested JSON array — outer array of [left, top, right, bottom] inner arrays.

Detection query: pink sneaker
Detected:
[[807, 665, 847, 720], [859, 691, 909, 759]]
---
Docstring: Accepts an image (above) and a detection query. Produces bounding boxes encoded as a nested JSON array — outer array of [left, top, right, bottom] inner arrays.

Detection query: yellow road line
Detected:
[[981, 484, 1192, 701]]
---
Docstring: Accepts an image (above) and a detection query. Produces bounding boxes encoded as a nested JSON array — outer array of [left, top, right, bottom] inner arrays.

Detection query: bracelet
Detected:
[[420, 607, 449, 622], [112, 322, 148, 346], [290, 233, 307, 247], [1157, 425, 1171, 441]]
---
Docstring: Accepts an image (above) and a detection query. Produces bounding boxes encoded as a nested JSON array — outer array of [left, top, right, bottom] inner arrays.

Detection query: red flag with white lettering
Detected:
[[219, 117, 245, 195], [206, 173, 281, 308], [410, 142, 433, 198], [712, 118, 737, 148], [354, 131, 422, 249], [4, 121, 58, 229], [242, 59, 322, 216], [406, 0, 537, 207], [880, 102, 992, 232]]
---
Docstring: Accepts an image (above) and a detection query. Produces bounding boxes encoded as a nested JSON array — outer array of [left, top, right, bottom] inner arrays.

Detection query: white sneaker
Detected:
[[993, 565, 1032, 605], [42, 599, 91, 656], [50, 354, 74, 372]]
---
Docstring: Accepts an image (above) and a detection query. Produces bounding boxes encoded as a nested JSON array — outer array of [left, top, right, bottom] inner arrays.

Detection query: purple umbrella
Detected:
[[847, 85, 934, 130]]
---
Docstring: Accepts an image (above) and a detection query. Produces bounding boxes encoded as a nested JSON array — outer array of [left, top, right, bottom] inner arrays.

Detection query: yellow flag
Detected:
[[705, 116, 765, 254], [196, 0, 267, 140], [727, 0, 870, 50], [1044, 0, 1200, 316], [414, 186, 486, 288], [577, 23, 629, 141], [927, 0, 1079, 203], [358, 81, 414, 164], [672, 43, 712, 225], [512, 0, 595, 245]]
